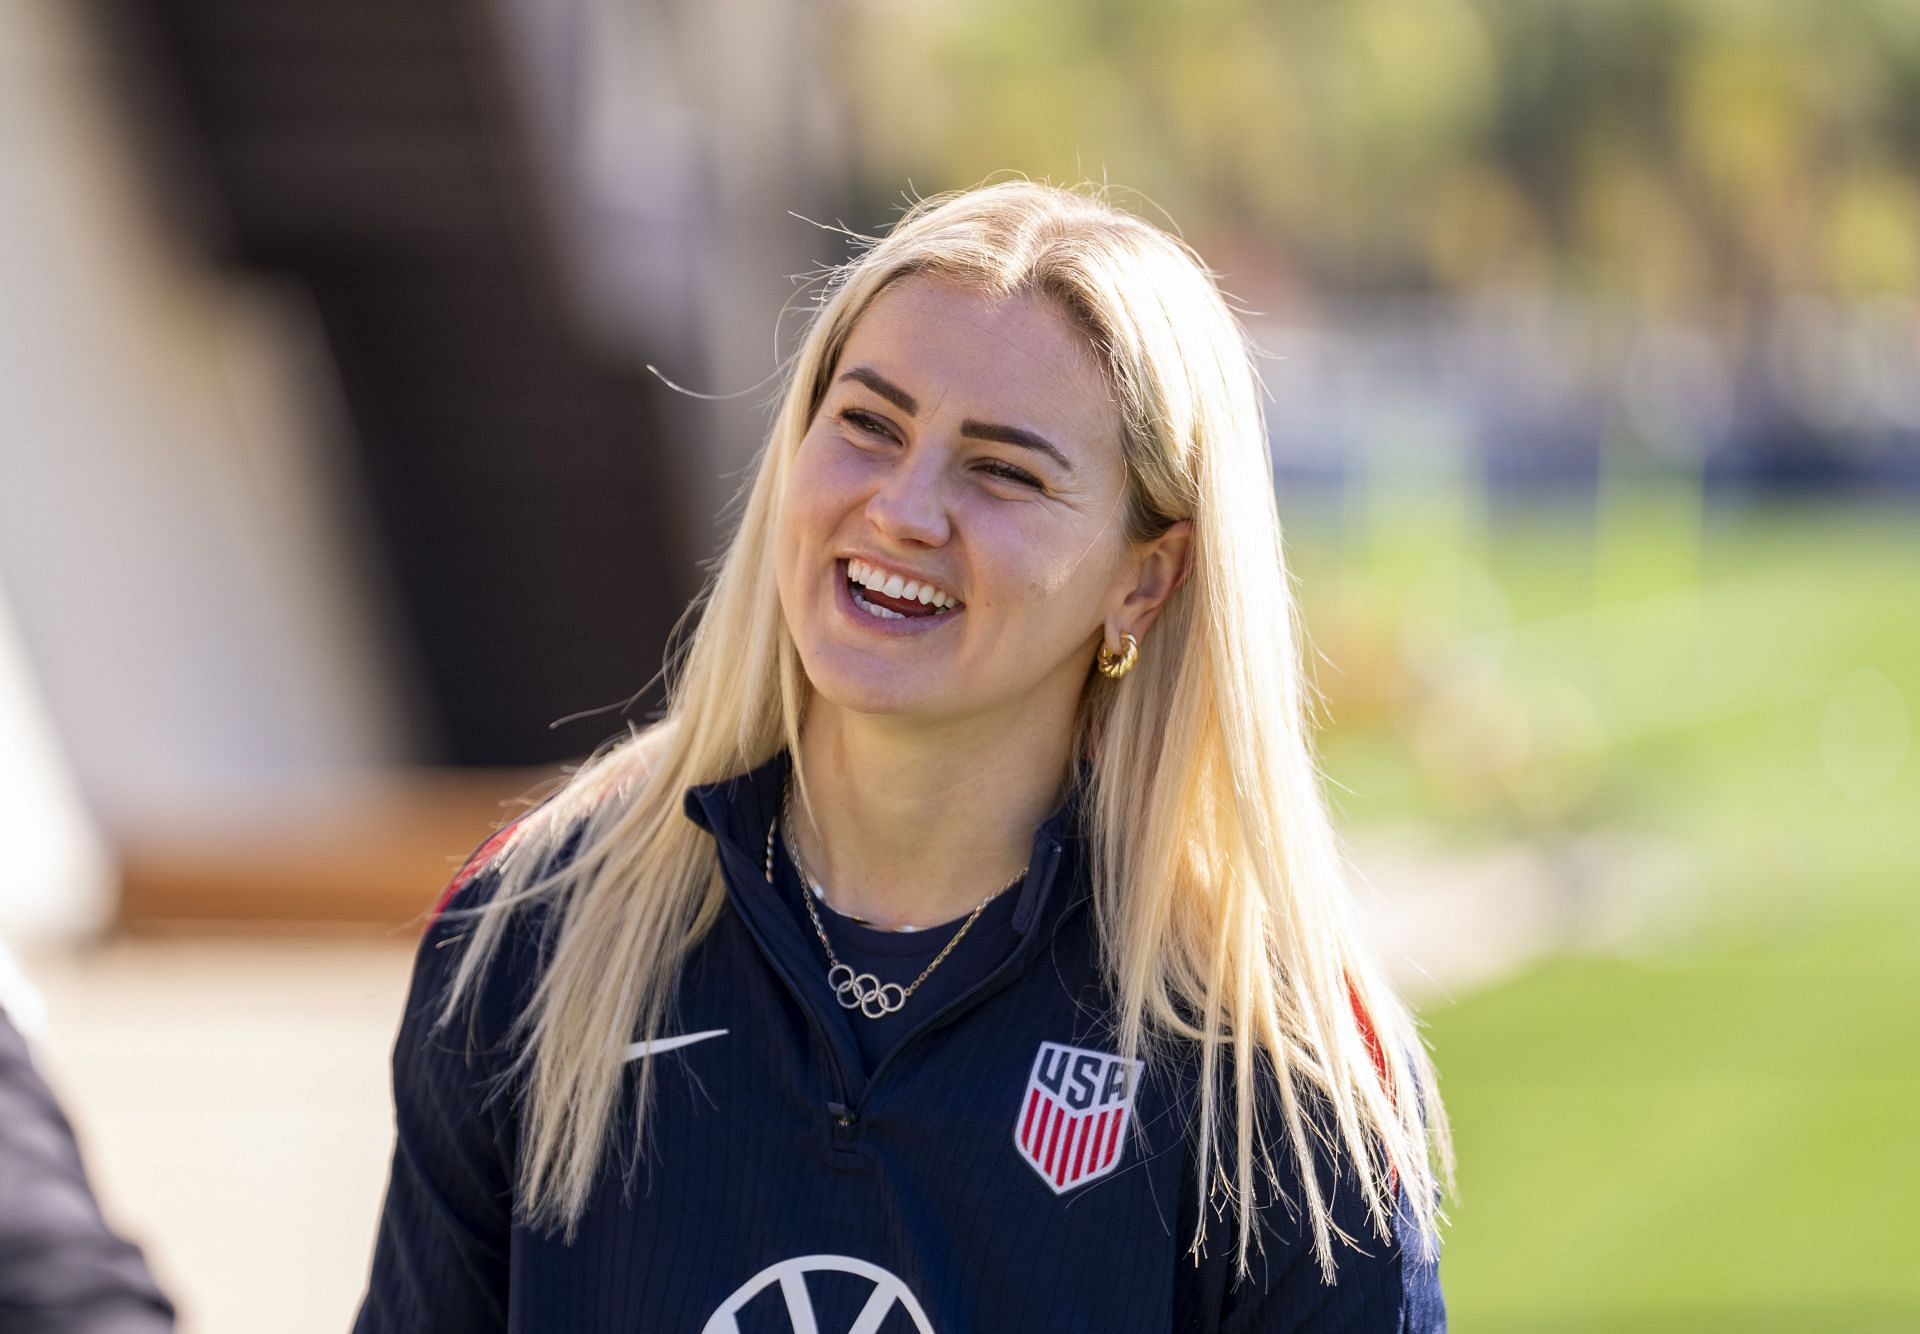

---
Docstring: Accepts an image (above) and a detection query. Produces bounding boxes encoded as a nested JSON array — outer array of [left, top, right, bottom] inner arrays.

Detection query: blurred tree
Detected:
[[842, 0, 1920, 317]]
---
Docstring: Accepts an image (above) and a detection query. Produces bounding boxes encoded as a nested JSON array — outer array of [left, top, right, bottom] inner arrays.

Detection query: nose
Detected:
[[864, 447, 952, 547]]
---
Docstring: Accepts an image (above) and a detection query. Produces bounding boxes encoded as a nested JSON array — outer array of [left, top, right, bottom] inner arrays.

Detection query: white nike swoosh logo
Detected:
[[624, 1028, 729, 1061]]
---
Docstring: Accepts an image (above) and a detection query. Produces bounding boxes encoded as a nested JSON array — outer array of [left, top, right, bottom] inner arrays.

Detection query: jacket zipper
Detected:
[[853, 842, 1069, 1112], [721, 834, 1078, 1127], [715, 844, 861, 1121]]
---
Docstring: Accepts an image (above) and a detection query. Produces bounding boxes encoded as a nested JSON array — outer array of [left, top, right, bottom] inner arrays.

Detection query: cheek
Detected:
[[969, 513, 1121, 618], [786, 432, 877, 530], [777, 435, 838, 547]]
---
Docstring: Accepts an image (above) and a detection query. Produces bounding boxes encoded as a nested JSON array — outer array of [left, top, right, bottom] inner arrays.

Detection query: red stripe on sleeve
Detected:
[[428, 820, 522, 929], [1347, 972, 1393, 1102], [1347, 971, 1403, 1193]]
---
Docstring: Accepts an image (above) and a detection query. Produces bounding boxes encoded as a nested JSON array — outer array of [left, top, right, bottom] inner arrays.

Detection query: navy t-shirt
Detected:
[[769, 833, 1023, 1078]]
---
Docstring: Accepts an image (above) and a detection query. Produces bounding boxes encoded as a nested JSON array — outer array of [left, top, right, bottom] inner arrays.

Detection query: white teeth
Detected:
[[852, 587, 905, 619], [844, 558, 958, 611]]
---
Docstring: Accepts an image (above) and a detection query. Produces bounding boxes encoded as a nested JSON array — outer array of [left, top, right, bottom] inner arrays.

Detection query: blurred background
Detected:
[[1, 0, 1914, 1329]]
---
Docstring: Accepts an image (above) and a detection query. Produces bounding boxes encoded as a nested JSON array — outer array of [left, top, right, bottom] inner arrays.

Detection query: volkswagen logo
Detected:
[[702, 1254, 936, 1334]]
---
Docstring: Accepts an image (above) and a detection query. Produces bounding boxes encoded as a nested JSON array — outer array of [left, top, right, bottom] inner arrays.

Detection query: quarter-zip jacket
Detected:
[[355, 751, 1445, 1332]]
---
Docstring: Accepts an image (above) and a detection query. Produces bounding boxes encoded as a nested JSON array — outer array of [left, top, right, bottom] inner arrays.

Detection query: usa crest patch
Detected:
[[1014, 1041, 1143, 1193]]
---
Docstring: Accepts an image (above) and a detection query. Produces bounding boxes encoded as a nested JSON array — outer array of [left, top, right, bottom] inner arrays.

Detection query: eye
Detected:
[[840, 408, 898, 442], [978, 459, 1043, 489]]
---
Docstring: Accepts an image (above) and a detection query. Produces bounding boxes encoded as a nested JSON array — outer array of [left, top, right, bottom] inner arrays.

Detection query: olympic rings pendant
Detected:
[[828, 963, 908, 1018]]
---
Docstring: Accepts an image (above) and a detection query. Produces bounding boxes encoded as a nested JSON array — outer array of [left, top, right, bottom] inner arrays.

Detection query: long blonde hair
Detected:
[[437, 179, 1452, 1281]]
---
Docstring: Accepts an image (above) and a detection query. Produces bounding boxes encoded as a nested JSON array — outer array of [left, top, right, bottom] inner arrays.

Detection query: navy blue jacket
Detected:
[[354, 751, 1444, 1332]]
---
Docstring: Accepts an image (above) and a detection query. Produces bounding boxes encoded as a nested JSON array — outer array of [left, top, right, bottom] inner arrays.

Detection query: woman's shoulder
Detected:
[[1150, 973, 1442, 1297], [411, 732, 687, 1040], [1168, 1039, 1442, 1329], [425, 803, 582, 933], [404, 805, 593, 1053], [427, 722, 686, 933]]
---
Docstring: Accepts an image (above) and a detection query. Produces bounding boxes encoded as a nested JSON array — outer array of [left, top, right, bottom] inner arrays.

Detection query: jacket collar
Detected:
[[682, 748, 1090, 938]]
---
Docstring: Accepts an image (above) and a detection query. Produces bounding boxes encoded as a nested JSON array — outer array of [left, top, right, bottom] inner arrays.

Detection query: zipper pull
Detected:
[[825, 1100, 864, 1165]]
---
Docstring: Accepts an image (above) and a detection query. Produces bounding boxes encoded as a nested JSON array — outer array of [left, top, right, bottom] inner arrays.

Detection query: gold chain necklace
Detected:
[[762, 776, 1026, 1020]]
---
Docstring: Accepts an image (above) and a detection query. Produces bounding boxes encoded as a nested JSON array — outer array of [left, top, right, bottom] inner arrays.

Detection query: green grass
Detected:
[[1288, 495, 1920, 1327], [1425, 915, 1920, 1331]]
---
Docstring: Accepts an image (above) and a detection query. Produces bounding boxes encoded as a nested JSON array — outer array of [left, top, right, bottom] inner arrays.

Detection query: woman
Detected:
[[355, 180, 1452, 1333]]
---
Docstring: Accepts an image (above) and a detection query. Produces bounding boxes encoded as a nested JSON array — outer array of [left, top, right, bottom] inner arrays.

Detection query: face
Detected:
[[773, 273, 1189, 733]]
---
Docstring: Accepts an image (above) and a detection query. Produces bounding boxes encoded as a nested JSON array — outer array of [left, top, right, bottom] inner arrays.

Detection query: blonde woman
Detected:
[[355, 181, 1451, 1333]]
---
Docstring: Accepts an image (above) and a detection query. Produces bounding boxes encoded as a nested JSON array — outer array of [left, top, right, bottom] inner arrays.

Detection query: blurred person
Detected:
[[0, 958, 174, 1333], [354, 181, 1450, 1332]]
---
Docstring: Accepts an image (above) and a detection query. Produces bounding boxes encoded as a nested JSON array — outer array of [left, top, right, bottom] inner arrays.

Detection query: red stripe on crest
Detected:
[[1042, 1104, 1066, 1173], [1074, 1111, 1107, 1179], [1021, 1089, 1041, 1151], [1053, 1119, 1082, 1186], [1101, 1107, 1125, 1168]]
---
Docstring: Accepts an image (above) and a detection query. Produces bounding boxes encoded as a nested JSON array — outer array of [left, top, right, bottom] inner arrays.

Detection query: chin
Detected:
[[806, 668, 950, 721], [797, 649, 974, 723]]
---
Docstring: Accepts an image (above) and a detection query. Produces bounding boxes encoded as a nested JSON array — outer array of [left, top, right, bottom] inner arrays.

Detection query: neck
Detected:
[[790, 700, 1076, 930]]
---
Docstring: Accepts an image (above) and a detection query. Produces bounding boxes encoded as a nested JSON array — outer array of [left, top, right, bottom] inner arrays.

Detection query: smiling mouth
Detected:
[[842, 560, 961, 622]]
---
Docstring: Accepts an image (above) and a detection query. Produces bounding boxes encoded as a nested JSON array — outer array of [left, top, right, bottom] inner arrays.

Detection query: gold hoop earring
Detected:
[[1096, 631, 1139, 680]]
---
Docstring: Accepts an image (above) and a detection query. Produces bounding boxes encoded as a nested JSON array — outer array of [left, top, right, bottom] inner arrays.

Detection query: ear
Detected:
[[1108, 519, 1193, 642]]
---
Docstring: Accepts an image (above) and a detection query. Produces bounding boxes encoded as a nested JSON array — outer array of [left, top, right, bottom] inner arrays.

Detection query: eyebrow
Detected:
[[838, 367, 917, 414], [959, 420, 1075, 475], [836, 366, 1077, 475]]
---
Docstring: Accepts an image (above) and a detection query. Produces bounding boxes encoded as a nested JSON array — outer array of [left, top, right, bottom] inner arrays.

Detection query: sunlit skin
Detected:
[[772, 275, 1190, 927]]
